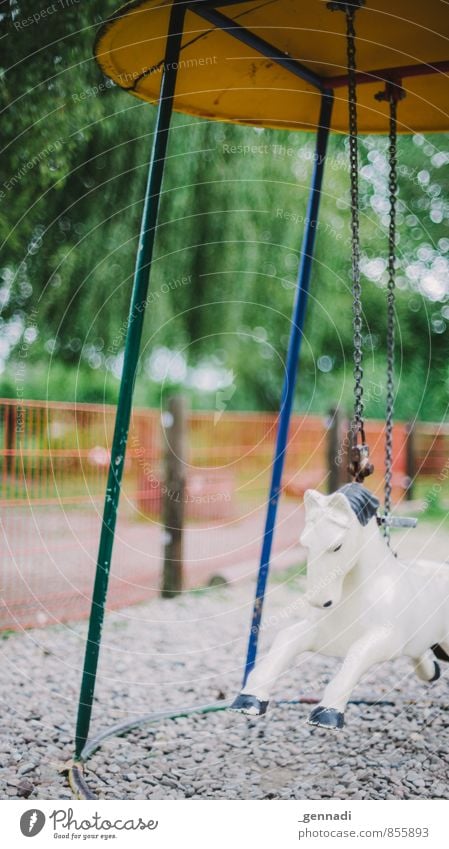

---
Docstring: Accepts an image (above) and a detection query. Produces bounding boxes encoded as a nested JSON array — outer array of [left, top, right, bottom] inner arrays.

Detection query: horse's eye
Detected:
[[333, 544, 342, 552]]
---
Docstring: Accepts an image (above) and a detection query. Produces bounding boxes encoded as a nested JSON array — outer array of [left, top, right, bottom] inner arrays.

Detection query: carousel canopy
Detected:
[[95, 0, 449, 133]]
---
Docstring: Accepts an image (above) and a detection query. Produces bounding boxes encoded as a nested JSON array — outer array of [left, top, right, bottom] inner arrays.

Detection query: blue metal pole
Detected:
[[74, 1, 186, 760], [243, 91, 334, 685]]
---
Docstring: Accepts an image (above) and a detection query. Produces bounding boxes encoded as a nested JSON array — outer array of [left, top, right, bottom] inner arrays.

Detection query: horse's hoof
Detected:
[[431, 643, 449, 663], [229, 693, 268, 716], [430, 661, 441, 682], [308, 705, 345, 729]]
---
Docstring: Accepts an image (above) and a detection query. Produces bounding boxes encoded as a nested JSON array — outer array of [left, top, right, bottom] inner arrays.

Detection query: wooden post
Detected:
[[162, 395, 187, 597], [327, 407, 340, 493], [405, 420, 415, 501], [4, 404, 16, 477], [326, 406, 349, 492]]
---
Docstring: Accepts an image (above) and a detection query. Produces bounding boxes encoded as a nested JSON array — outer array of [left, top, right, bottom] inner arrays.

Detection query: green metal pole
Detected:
[[75, 2, 185, 759]]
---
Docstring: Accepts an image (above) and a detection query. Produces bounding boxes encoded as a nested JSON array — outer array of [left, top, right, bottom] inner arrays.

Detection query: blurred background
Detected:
[[1, 1, 449, 631], [2, 1, 449, 417]]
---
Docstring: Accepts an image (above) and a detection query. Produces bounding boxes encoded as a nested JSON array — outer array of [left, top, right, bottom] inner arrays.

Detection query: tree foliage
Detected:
[[1, 1, 449, 420]]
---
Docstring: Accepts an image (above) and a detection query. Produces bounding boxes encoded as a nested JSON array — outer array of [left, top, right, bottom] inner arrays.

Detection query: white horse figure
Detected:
[[231, 483, 448, 728]]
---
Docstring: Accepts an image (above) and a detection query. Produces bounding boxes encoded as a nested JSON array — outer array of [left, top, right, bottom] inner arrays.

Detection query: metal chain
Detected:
[[384, 95, 398, 521], [345, 7, 365, 446], [328, 2, 373, 483], [374, 79, 405, 530]]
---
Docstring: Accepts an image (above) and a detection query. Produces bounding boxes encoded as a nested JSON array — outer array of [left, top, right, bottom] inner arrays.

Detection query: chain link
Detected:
[[328, 2, 373, 483], [345, 8, 365, 446], [373, 80, 405, 536], [384, 96, 397, 521]]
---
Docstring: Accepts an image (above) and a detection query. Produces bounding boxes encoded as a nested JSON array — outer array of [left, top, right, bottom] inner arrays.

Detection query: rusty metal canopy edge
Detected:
[[94, 0, 449, 133]]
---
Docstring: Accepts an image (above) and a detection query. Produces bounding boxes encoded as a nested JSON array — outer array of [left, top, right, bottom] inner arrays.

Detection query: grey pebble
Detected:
[[18, 762, 37, 776], [17, 779, 34, 798], [2, 583, 449, 800]]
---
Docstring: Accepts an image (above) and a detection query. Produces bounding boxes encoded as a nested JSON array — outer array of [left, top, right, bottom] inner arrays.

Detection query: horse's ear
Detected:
[[303, 489, 325, 521], [326, 491, 353, 527]]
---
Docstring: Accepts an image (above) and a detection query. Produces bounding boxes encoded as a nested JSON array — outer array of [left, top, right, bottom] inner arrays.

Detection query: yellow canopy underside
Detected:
[[95, 0, 449, 133]]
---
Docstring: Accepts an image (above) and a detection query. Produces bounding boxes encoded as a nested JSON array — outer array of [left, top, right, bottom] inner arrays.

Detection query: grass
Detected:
[[271, 561, 306, 588], [0, 629, 16, 640]]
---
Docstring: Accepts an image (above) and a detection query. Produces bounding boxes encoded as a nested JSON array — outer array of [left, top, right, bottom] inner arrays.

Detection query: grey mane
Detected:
[[338, 483, 380, 526]]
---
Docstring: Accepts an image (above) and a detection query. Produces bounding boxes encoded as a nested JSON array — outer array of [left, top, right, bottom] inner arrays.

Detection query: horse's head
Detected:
[[300, 484, 379, 609]]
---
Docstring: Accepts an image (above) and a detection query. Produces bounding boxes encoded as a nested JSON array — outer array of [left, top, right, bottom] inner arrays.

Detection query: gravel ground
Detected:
[[1, 524, 449, 801]]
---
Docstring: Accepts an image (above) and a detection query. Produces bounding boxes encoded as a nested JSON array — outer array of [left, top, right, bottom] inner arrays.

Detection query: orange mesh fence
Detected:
[[0, 399, 444, 631]]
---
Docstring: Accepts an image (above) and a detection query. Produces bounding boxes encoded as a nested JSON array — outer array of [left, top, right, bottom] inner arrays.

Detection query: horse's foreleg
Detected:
[[308, 627, 393, 730], [230, 620, 315, 716]]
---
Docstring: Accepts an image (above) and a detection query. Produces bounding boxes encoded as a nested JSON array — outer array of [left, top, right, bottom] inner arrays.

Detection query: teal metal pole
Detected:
[[75, 2, 185, 759]]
